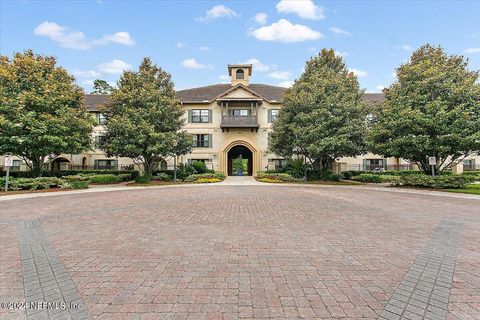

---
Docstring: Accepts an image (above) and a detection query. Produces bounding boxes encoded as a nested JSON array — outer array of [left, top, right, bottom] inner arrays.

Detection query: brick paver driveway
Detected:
[[1, 185, 479, 320]]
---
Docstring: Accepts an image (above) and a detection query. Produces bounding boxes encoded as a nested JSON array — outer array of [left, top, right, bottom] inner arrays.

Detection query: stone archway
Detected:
[[50, 157, 72, 171], [221, 140, 260, 176]]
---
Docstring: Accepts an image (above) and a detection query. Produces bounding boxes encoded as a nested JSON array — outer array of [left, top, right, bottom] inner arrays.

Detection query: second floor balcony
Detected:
[[220, 115, 259, 132]]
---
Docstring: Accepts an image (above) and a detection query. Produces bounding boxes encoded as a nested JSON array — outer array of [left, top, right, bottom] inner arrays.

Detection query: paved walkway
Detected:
[[1, 185, 479, 319], [219, 176, 263, 185]]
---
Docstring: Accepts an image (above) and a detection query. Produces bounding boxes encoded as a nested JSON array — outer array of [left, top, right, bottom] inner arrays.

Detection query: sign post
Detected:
[[3, 155, 13, 192], [428, 156, 436, 177]]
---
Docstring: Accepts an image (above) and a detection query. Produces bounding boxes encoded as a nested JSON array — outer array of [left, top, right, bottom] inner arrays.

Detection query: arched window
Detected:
[[236, 69, 244, 80]]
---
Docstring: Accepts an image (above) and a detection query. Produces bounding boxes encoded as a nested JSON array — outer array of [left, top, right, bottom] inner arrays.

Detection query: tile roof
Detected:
[[83, 86, 385, 111]]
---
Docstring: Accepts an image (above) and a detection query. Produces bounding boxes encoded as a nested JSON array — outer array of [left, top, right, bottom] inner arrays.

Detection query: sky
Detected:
[[1, 0, 480, 93]]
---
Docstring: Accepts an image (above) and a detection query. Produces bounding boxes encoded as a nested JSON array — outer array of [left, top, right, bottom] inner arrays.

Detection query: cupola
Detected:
[[228, 64, 252, 86]]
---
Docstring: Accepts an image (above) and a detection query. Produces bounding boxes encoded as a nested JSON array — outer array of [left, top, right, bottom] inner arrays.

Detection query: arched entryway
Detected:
[[221, 140, 260, 176], [50, 157, 72, 171], [228, 145, 253, 176]]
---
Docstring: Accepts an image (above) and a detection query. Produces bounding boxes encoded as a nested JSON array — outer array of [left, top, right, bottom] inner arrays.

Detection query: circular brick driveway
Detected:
[[1, 185, 479, 320]]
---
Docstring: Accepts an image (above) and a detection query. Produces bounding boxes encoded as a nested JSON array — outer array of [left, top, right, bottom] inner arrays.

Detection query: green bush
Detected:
[[194, 178, 222, 183], [341, 170, 365, 180], [190, 161, 213, 174], [401, 175, 475, 189], [184, 172, 225, 182], [134, 175, 151, 183], [68, 181, 90, 189], [351, 174, 383, 183], [3, 177, 68, 191], [88, 174, 121, 184], [1, 169, 139, 180], [257, 172, 300, 182], [61, 175, 90, 182], [151, 172, 171, 181], [380, 170, 423, 176], [379, 175, 401, 185]]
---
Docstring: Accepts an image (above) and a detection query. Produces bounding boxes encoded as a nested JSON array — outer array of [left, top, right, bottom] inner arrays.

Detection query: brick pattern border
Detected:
[[380, 220, 462, 320], [17, 219, 92, 320]]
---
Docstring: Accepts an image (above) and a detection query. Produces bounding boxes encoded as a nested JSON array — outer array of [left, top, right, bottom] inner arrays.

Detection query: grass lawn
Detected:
[[444, 183, 480, 195]]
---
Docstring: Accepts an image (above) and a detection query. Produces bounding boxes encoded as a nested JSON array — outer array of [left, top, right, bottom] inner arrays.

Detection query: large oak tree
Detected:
[[369, 45, 480, 174], [101, 57, 191, 178], [269, 49, 368, 173], [0, 50, 93, 176]]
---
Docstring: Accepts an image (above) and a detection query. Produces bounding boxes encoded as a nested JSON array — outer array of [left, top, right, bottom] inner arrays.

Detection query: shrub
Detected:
[[134, 175, 152, 183], [379, 175, 401, 185], [1, 169, 139, 180], [88, 174, 121, 184], [380, 170, 423, 176], [194, 178, 222, 183], [191, 161, 213, 174], [61, 175, 90, 182], [311, 170, 341, 181], [184, 172, 225, 182], [401, 175, 475, 189], [257, 172, 300, 183], [152, 172, 171, 181], [68, 181, 90, 189], [3, 177, 67, 191], [341, 170, 365, 180], [351, 174, 383, 183], [178, 163, 196, 178], [284, 158, 307, 178]]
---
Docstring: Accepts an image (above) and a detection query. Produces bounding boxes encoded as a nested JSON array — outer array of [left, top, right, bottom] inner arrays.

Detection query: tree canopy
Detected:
[[0, 50, 93, 176], [101, 57, 191, 177], [269, 48, 368, 172], [369, 44, 480, 174], [91, 79, 114, 94]]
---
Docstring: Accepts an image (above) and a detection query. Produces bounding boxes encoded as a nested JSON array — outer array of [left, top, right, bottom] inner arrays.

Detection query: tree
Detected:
[[91, 79, 114, 94], [101, 57, 191, 178], [269, 49, 368, 174], [369, 45, 480, 174], [0, 50, 93, 176]]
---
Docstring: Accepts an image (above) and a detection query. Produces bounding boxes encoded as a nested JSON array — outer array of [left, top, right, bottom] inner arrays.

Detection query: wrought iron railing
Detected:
[[221, 115, 259, 127]]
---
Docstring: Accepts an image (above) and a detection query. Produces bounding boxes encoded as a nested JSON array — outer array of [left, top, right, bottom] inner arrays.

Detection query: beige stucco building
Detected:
[[2, 64, 479, 175]]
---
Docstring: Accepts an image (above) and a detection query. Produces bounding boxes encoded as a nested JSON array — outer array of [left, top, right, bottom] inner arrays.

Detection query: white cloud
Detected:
[[33, 21, 135, 49], [176, 42, 186, 48], [241, 58, 274, 72], [348, 68, 368, 77], [82, 79, 95, 87], [465, 48, 480, 54], [196, 5, 239, 22], [97, 32, 134, 46], [253, 13, 268, 25], [334, 50, 348, 57], [250, 19, 323, 43], [72, 70, 101, 78], [97, 59, 132, 74], [376, 85, 386, 92], [276, 0, 325, 20], [278, 81, 294, 88], [181, 58, 211, 69], [199, 46, 210, 51], [268, 70, 291, 80], [400, 44, 413, 51], [329, 27, 352, 36]]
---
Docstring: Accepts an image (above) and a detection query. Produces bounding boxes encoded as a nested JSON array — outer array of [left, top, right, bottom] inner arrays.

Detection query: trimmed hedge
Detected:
[[351, 174, 383, 183], [184, 172, 226, 182], [68, 181, 90, 189], [2, 177, 68, 191], [257, 172, 300, 183], [1, 169, 139, 180], [194, 178, 222, 183], [401, 175, 475, 189], [88, 174, 121, 184], [152, 172, 171, 181]]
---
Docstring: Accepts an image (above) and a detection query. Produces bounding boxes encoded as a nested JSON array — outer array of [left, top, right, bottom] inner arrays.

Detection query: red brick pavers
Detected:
[[1, 185, 479, 319]]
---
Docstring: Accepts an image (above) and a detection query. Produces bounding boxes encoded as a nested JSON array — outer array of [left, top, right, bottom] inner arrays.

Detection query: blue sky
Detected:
[[1, 0, 480, 93]]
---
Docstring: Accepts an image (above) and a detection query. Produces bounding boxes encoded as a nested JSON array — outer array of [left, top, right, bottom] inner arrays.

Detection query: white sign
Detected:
[[3, 156, 13, 167], [428, 157, 436, 166]]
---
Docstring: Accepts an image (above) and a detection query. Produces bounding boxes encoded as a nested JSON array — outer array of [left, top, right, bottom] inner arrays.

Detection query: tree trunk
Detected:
[[31, 156, 45, 177]]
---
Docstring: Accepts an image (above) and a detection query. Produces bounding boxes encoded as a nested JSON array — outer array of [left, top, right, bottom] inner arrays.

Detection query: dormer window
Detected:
[[236, 69, 244, 80]]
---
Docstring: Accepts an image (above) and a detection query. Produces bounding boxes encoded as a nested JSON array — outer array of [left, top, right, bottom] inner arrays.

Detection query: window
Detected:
[[95, 113, 106, 125], [269, 109, 280, 122], [230, 109, 250, 117], [192, 134, 211, 147], [236, 69, 244, 80], [464, 159, 476, 170], [364, 159, 385, 171], [94, 159, 117, 170], [11, 160, 21, 171], [94, 135, 107, 149], [270, 159, 287, 171], [190, 109, 210, 123]]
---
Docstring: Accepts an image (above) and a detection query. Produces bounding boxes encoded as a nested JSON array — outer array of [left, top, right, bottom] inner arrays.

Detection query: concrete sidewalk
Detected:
[[218, 176, 263, 185]]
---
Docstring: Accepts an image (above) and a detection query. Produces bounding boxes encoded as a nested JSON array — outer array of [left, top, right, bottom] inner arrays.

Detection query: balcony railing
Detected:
[[220, 115, 259, 131]]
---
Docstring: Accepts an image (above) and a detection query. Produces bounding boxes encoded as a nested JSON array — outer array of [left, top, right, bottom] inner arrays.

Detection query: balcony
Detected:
[[220, 115, 259, 132]]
